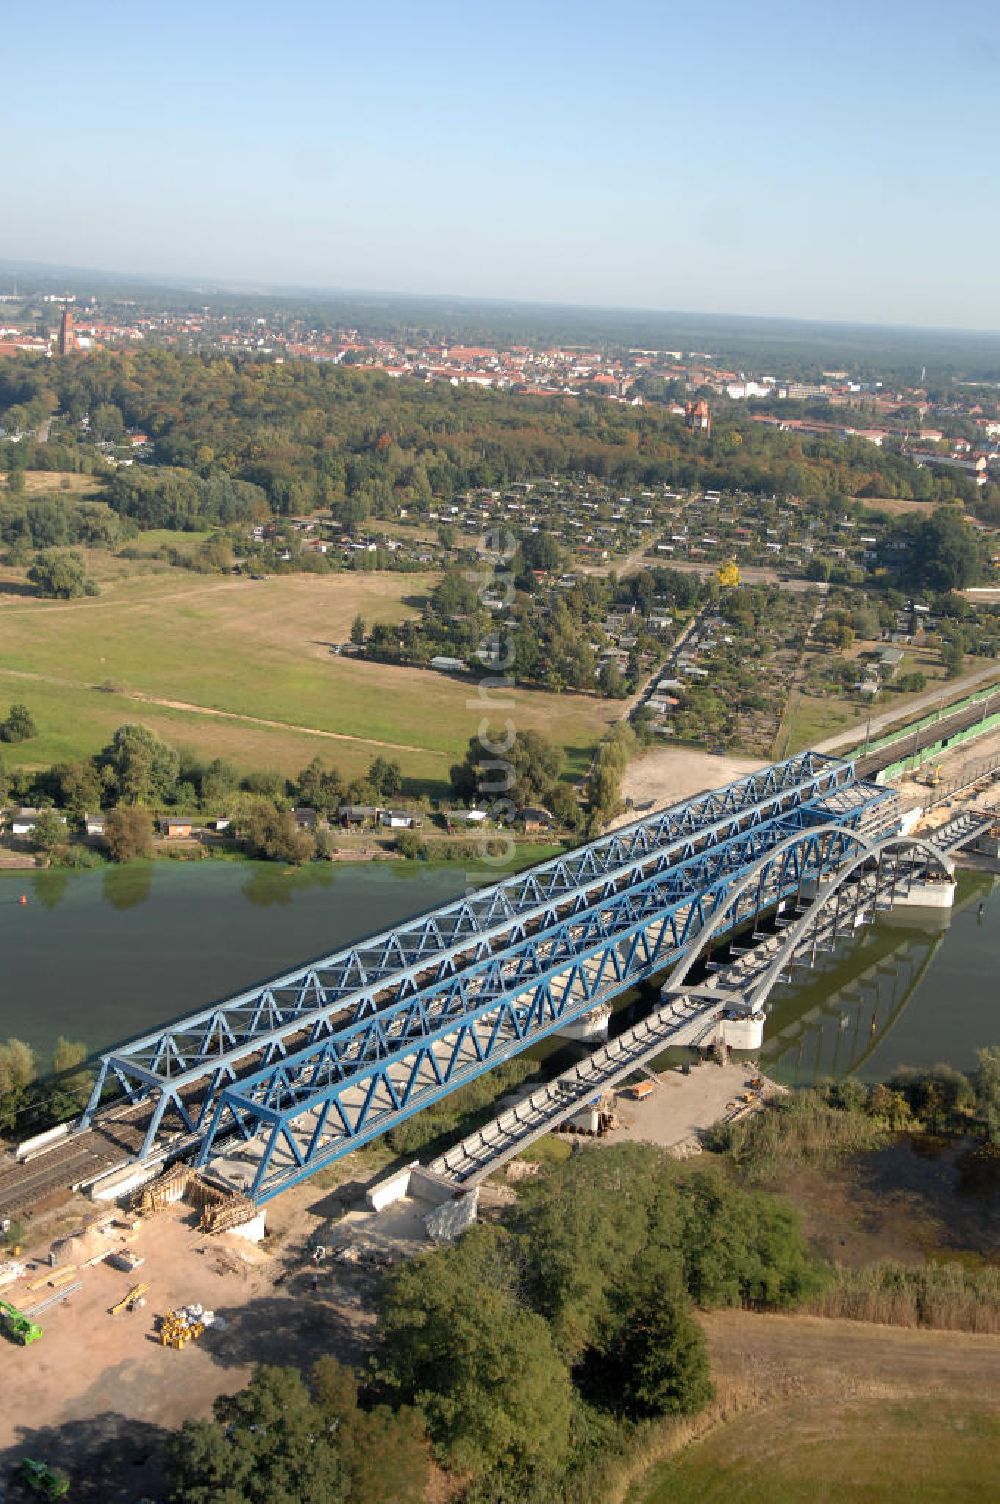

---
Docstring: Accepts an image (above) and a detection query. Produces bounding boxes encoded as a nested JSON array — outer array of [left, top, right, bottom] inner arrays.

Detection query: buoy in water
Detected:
[[19, 894, 27, 905]]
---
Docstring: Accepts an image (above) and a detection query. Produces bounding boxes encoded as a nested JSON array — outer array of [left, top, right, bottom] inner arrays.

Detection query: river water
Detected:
[[0, 861, 474, 1066], [0, 860, 997, 1082], [760, 869, 999, 1084]]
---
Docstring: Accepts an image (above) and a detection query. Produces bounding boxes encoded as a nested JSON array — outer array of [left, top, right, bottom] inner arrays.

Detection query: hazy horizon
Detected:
[[6, 254, 1000, 347], [3, 0, 998, 331]]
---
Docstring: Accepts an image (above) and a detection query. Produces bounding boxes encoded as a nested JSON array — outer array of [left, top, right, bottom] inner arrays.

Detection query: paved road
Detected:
[[815, 661, 1000, 756]]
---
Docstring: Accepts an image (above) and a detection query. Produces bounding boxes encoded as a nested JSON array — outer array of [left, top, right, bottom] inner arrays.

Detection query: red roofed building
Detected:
[[685, 399, 712, 435]]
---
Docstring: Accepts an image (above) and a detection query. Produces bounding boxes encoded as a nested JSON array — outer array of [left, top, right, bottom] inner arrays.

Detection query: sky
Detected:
[[3, 0, 999, 329]]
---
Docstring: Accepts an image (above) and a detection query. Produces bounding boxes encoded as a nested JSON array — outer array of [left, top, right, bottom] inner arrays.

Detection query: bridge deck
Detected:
[[196, 803, 887, 1200], [425, 997, 723, 1186], [2, 754, 907, 1212]]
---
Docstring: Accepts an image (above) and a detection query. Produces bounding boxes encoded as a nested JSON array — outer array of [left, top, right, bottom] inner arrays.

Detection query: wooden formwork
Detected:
[[130, 1166, 253, 1234], [199, 1192, 256, 1235], [131, 1165, 194, 1217]]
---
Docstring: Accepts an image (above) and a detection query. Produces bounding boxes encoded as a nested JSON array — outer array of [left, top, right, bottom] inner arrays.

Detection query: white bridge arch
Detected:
[[661, 823, 954, 1019]]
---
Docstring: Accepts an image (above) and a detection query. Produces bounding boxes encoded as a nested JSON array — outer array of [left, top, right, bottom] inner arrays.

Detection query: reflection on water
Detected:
[[0, 859, 476, 1068], [3, 854, 997, 1084], [762, 870, 997, 1085], [31, 868, 71, 912], [241, 861, 337, 908], [102, 863, 154, 911]]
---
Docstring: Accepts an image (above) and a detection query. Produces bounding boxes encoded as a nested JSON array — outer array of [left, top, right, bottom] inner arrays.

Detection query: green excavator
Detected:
[[17, 1457, 71, 1499], [0, 1299, 42, 1346]]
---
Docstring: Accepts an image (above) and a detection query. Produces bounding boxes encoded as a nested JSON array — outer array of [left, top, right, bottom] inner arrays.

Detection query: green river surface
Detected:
[[0, 860, 997, 1081]]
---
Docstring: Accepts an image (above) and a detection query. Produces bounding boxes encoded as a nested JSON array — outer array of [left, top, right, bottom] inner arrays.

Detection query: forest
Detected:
[[0, 351, 990, 535]]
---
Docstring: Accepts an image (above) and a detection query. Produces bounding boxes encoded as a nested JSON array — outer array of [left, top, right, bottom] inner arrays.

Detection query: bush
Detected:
[[27, 548, 98, 599], [31, 807, 67, 853], [242, 803, 315, 864], [395, 829, 428, 860], [0, 1038, 36, 1135], [169, 1360, 429, 1504], [975, 1045, 1000, 1143], [0, 702, 36, 743], [713, 1086, 887, 1180], [103, 806, 154, 863], [890, 1063, 974, 1128], [601, 1261, 714, 1419], [374, 1226, 573, 1478]]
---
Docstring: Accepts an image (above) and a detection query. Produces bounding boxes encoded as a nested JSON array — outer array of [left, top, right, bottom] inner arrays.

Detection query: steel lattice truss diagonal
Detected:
[[195, 818, 872, 1201], [81, 753, 866, 1152]]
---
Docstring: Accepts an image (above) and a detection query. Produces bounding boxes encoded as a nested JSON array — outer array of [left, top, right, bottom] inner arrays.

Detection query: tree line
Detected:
[[1, 713, 596, 864], [166, 1142, 821, 1503], [0, 717, 414, 864]]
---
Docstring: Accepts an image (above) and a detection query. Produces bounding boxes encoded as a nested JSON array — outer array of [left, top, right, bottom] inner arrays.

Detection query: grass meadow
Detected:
[[634, 1397, 999, 1504], [0, 556, 616, 792]]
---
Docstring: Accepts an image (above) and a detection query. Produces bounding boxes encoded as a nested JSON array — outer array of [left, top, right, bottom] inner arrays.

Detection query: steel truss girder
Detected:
[[196, 821, 865, 1201], [83, 756, 868, 1150], [135, 797, 879, 1160]]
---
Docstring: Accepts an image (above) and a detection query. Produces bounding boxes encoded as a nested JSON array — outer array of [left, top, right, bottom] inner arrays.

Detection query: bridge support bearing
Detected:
[[890, 878, 955, 910]]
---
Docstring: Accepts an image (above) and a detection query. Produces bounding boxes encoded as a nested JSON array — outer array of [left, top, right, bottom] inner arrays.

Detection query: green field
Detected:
[[121, 527, 215, 555], [634, 1399, 999, 1504], [774, 689, 865, 755], [0, 559, 617, 792]]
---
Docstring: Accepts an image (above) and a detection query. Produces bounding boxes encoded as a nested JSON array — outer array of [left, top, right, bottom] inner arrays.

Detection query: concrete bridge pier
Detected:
[[552, 1003, 612, 1042]]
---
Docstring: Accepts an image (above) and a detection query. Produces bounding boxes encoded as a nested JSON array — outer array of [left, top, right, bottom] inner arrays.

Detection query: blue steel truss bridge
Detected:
[[2, 752, 934, 1222], [45, 750, 894, 1206]]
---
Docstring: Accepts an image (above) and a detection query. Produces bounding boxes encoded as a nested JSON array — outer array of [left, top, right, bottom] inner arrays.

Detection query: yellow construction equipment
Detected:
[[110, 1282, 148, 1317], [158, 1309, 205, 1349]]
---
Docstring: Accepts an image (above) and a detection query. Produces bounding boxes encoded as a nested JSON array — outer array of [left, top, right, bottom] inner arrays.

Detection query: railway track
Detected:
[[0, 1104, 152, 1220], [856, 689, 1000, 780]]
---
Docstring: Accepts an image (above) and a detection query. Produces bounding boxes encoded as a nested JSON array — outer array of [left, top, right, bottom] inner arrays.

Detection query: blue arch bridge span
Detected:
[[9, 750, 981, 1217]]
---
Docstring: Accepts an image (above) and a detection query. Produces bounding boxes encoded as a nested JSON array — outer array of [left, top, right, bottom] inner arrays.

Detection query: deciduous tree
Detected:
[[1, 702, 36, 743], [27, 548, 98, 599], [103, 805, 154, 862]]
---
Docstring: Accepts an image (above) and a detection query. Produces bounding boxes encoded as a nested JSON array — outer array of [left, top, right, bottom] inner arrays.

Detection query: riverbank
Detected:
[[0, 833, 569, 877], [3, 1084, 997, 1504]]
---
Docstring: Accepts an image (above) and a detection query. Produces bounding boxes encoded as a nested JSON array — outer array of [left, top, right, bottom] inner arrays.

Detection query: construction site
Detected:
[[2, 721, 1000, 1497], [0, 1053, 773, 1499]]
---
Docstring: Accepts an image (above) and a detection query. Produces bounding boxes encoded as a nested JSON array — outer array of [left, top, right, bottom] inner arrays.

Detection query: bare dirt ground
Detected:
[[602, 1062, 780, 1155], [613, 746, 764, 827], [895, 722, 1000, 819], [11, 472, 104, 496], [617, 687, 1000, 836], [0, 1181, 380, 1501]]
